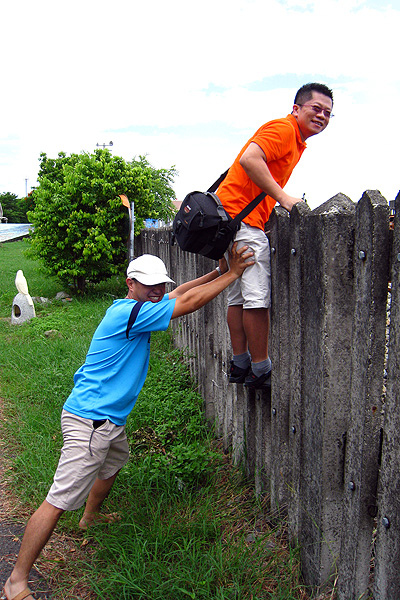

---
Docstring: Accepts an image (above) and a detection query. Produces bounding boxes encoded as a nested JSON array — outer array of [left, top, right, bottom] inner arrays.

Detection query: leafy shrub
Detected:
[[27, 150, 176, 292]]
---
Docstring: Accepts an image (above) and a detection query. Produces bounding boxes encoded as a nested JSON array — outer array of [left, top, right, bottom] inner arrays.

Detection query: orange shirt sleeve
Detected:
[[218, 115, 306, 230], [251, 118, 304, 188]]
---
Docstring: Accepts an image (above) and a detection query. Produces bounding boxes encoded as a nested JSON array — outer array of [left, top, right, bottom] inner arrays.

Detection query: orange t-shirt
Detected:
[[217, 114, 306, 230]]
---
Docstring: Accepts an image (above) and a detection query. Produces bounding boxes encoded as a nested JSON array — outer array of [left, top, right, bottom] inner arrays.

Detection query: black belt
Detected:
[[92, 419, 107, 429]]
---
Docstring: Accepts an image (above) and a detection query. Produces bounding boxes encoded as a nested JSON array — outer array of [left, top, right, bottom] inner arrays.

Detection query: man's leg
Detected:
[[227, 305, 252, 382], [243, 307, 271, 388], [227, 305, 247, 355], [78, 419, 129, 529], [243, 307, 269, 362], [79, 471, 119, 529], [4, 500, 64, 600], [227, 305, 270, 361], [226, 223, 271, 388], [231, 223, 271, 388]]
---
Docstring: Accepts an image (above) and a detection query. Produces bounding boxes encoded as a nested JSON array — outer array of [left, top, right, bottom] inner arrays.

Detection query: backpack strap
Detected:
[[207, 170, 229, 193], [207, 169, 266, 228], [126, 301, 144, 339], [230, 191, 267, 228]]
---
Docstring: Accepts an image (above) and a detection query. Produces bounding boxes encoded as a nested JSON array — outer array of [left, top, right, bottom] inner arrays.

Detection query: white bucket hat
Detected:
[[126, 254, 175, 285]]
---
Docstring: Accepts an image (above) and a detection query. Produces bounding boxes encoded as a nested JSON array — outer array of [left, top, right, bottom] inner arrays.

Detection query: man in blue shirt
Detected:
[[3, 243, 253, 600]]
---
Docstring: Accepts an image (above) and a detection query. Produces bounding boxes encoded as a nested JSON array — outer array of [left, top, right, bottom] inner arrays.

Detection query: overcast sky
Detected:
[[1, 0, 399, 210]]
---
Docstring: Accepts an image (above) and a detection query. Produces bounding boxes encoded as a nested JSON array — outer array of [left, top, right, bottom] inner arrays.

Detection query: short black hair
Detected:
[[294, 83, 333, 106]]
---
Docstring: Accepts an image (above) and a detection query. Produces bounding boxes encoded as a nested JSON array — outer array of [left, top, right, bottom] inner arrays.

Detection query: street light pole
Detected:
[[96, 141, 114, 150], [129, 199, 135, 261]]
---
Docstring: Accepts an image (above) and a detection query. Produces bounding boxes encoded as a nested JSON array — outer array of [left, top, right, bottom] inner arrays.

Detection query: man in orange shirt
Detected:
[[217, 82, 334, 389]]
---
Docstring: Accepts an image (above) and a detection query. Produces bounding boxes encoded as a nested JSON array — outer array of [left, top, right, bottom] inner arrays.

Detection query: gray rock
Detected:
[[44, 329, 61, 339], [55, 291, 70, 300], [32, 296, 50, 304]]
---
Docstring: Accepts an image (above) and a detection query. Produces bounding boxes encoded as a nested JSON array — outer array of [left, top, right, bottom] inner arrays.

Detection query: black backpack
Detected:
[[171, 170, 266, 261]]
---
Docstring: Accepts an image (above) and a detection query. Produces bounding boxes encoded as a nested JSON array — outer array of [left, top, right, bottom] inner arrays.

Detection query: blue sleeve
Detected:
[[129, 296, 176, 337]]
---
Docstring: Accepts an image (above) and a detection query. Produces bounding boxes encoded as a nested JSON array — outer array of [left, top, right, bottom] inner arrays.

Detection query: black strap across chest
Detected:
[[208, 169, 266, 229], [126, 301, 144, 339]]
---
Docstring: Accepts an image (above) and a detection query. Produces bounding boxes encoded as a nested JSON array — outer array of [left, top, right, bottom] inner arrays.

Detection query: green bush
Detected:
[[27, 150, 176, 292]]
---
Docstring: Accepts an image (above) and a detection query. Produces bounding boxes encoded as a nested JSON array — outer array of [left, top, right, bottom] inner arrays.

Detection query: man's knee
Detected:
[[38, 499, 65, 519], [243, 307, 269, 317]]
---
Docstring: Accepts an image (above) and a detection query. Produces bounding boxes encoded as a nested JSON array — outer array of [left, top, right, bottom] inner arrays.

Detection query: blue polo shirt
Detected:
[[63, 296, 176, 425]]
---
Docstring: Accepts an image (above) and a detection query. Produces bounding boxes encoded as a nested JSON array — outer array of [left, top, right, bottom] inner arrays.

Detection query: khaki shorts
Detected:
[[226, 222, 271, 309], [46, 409, 130, 511]]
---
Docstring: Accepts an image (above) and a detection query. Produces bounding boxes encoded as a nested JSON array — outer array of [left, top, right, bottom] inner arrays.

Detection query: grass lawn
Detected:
[[0, 240, 311, 600]]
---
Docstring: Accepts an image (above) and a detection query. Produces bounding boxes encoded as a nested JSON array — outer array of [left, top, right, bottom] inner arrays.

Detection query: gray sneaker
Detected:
[[228, 360, 251, 383], [244, 369, 271, 390]]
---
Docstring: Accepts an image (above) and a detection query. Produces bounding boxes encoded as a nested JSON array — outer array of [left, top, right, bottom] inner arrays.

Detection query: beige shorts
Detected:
[[226, 222, 271, 309], [46, 409, 130, 511]]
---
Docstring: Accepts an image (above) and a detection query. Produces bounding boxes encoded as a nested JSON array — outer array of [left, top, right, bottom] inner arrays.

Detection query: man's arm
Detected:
[[171, 244, 253, 319], [169, 262, 227, 300], [239, 142, 303, 212]]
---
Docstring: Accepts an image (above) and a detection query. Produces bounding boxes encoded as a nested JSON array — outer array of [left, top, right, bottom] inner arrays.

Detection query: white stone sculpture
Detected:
[[11, 270, 36, 324], [15, 270, 34, 306]]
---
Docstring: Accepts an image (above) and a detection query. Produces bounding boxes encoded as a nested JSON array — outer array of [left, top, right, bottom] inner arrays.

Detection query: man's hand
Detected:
[[278, 195, 304, 212], [228, 242, 255, 277], [240, 144, 305, 213], [171, 244, 254, 319]]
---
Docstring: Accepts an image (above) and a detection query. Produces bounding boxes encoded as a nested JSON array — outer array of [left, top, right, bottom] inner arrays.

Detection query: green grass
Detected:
[[0, 239, 62, 311], [0, 240, 309, 600]]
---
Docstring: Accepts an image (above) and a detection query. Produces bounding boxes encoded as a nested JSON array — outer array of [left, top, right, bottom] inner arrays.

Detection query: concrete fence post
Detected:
[[374, 190, 400, 600], [231, 385, 247, 466], [295, 194, 356, 588], [253, 387, 271, 496], [338, 191, 390, 600], [269, 206, 298, 510], [202, 289, 232, 439], [201, 293, 220, 426], [287, 201, 312, 541]]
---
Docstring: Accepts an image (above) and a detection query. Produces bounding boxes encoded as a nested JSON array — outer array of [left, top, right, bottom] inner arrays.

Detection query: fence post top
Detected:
[[359, 189, 390, 209], [311, 193, 355, 217]]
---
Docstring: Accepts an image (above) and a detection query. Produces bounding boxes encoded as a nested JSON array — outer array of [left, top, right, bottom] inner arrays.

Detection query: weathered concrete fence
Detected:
[[136, 189, 399, 599]]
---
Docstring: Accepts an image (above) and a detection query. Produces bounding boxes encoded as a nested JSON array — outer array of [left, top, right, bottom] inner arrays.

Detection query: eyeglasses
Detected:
[[297, 103, 334, 119]]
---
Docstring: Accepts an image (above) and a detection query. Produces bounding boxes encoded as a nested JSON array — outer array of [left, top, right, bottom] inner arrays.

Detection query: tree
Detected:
[[0, 192, 32, 223], [131, 155, 177, 223], [27, 150, 176, 292], [18, 192, 36, 221]]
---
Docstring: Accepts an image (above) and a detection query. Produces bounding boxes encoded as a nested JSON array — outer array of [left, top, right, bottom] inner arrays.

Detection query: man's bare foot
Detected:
[[2, 578, 34, 600], [78, 511, 121, 530]]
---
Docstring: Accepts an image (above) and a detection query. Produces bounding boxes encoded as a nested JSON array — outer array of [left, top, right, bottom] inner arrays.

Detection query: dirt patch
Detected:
[[0, 398, 52, 598]]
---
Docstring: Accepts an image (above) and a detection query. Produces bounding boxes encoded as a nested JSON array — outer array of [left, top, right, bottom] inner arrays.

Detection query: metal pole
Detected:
[[119, 194, 135, 262], [129, 200, 135, 261]]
